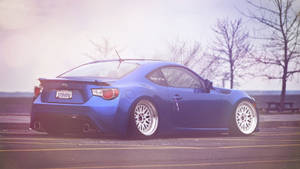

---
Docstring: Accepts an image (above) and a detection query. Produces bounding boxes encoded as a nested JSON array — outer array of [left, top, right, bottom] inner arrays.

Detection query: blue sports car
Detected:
[[31, 59, 259, 138]]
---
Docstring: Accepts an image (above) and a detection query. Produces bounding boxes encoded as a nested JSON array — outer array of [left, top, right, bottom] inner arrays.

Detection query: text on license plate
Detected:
[[56, 90, 72, 99]]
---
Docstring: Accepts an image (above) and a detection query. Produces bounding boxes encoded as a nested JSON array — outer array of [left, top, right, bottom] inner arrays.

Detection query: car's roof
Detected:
[[76, 59, 182, 80], [89, 59, 179, 67]]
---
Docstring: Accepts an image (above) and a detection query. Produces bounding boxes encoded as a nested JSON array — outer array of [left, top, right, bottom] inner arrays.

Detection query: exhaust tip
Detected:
[[33, 121, 41, 130]]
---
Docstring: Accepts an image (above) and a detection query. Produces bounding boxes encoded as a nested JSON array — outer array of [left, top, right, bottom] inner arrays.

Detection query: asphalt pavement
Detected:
[[1, 113, 300, 169], [1, 126, 300, 169], [1, 113, 300, 129]]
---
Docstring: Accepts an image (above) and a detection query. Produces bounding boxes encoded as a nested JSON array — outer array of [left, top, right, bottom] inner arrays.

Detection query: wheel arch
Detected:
[[125, 95, 161, 135]]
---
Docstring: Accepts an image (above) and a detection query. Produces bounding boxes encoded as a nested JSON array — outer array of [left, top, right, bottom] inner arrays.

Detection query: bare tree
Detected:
[[245, 0, 300, 110], [211, 18, 253, 89], [167, 39, 219, 79], [84, 37, 123, 60], [168, 39, 201, 67]]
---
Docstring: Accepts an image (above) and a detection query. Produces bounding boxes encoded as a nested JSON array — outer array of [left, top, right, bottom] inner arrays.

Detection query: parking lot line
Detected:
[[0, 146, 203, 152], [1, 143, 300, 152], [280, 139, 300, 142], [0, 137, 76, 141], [0, 141, 147, 147], [48, 159, 300, 169], [279, 126, 300, 129], [0, 136, 279, 142], [2, 138, 300, 148], [0, 137, 269, 144], [219, 143, 300, 149], [256, 131, 300, 136], [1, 138, 299, 148], [178, 137, 258, 141]]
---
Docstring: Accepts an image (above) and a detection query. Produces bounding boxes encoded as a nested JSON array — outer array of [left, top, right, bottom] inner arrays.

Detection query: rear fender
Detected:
[[124, 95, 161, 134]]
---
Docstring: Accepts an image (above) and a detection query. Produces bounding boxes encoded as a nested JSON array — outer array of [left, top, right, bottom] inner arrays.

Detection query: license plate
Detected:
[[56, 90, 72, 99]]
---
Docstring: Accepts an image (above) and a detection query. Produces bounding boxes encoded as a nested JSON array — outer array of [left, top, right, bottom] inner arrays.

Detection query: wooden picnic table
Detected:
[[266, 101, 299, 113]]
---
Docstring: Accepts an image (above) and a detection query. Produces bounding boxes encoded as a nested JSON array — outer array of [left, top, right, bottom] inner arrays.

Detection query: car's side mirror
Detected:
[[204, 79, 213, 93]]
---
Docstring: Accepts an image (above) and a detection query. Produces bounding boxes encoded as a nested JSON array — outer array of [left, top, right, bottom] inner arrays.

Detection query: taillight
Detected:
[[92, 88, 119, 100], [34, 86, 42, 99]]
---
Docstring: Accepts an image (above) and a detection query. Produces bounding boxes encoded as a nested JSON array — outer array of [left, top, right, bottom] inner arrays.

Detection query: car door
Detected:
[[161, 66, 226, 129]]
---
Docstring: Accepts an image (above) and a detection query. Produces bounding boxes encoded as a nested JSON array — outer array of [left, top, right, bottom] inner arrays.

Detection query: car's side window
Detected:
[[161, 67, 205, 89], [147, 69, 168, 86]]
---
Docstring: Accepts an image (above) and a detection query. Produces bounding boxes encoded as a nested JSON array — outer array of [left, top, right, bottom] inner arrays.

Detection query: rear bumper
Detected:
[[31, 111, 97, 133], [31, 95, 129, 136]]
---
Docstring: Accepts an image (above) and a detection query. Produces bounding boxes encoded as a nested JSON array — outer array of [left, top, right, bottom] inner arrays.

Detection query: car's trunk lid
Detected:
[[39, 77, 113, 104]]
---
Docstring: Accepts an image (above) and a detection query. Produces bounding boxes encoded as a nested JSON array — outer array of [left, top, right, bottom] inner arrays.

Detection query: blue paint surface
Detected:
[[31, 60, 256, 136]]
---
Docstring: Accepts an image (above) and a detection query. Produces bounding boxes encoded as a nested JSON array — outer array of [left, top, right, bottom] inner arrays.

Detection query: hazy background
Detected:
[[0, 0, 299, 92]]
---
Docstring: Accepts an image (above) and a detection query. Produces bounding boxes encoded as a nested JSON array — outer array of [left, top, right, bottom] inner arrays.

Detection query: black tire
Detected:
[[128, 99, 159, 138], [230, 101, 258, 136]]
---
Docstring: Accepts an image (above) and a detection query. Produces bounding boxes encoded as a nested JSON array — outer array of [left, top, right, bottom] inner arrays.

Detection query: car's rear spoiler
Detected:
[[38, 78, 111, 86]]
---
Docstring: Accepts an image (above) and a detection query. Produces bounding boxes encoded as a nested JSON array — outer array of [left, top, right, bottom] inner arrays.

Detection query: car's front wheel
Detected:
[[129, 99, 159, 138], [230, 101, 258, 136]]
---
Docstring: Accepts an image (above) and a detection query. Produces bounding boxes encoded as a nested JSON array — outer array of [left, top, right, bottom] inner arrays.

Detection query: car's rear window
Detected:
[[59, 61, 139, 79]]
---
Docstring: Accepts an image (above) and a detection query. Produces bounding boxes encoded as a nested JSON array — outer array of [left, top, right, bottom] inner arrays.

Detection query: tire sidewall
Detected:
[[128, 99, 159, 139], [230, 100, 259, 136]]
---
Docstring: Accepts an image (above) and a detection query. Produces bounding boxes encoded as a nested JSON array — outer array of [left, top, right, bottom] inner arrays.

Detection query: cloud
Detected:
[[0, 0, 299, 91], [0, 0, 40, 30]]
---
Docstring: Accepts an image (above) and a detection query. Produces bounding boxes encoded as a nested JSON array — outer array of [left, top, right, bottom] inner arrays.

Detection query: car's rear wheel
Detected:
[[129, 99, 159, 138], [230, 101, 258, 136]]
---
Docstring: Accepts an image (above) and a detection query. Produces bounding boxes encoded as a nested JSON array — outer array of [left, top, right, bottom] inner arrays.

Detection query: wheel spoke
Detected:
[[134, 101, 158, 136], [235, 102, 257, 135]]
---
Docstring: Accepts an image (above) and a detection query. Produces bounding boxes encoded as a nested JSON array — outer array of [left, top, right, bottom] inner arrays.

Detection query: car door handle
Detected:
[[173, 94, 183, 100]]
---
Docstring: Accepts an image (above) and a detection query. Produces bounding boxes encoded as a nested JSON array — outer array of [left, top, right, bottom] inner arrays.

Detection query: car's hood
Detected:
[[213, 87, 252, 101]]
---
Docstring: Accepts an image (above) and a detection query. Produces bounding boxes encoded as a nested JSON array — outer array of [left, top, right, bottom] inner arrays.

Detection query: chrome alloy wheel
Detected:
[[134, 100, 158, 136], [235, 101, 258, 135]]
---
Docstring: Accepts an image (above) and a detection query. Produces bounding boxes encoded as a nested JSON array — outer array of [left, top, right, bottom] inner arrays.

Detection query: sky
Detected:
[[0, 0, 299, 92]]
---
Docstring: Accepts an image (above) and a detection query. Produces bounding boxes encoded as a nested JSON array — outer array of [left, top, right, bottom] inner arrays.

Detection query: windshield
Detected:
[[59, 61, 139, 79]]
